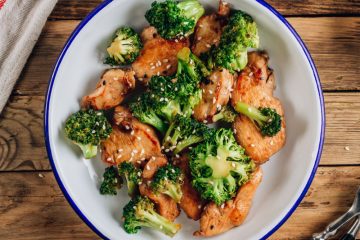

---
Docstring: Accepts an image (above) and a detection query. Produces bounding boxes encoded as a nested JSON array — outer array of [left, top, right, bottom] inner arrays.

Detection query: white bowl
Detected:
[[44, 0, 325, 239]]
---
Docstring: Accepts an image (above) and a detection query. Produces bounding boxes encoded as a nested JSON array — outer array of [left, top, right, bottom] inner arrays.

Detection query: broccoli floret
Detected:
[[105, 26, 142, 66], [145, 0, 205, 39], [65, 109, 112, 159], [163, 115, 215, 154], [212, 105, 237, 123], [189, 128, 255, 205], [234, 102, 282, 137], [129, 92, 168, 134], [118, 162, 142, 197], [206, 10, 259, 73], [99, 166, 123, 195], [123, 195, 181, 236], [151, 164, 184, 202]]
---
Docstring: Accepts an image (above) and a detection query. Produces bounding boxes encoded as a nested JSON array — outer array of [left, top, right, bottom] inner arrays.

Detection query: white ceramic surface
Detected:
[[44, 0, 324, 239]]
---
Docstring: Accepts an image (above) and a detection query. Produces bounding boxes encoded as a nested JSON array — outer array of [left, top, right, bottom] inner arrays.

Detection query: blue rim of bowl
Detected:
[[44, 0, 325, 239]]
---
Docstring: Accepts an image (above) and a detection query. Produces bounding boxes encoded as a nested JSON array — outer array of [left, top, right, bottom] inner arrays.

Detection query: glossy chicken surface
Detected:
[[173, 155, 205, 220], [101, 106, 161, 165], [193, 69, 234, 122], [81, 68, 135, 110], [194, 167, 263, 237], [132, 27, 189, 84]]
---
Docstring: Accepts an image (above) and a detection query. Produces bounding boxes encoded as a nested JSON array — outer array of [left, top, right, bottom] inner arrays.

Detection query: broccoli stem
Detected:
[[77, 143, 98, 159], [143, 114, 167, 134], [126, 177, 137, 197], [212, 112, 225, 123], [140, 209, 180, 237], [174, 135, 203, 154], [234, 102, 268, 127]]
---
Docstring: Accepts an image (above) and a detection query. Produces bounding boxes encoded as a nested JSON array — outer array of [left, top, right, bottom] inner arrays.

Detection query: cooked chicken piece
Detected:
[[101, 106, 161, 165], [194, 167, 263, 237], [193, 69, 234, 122], [142, 155, 168, 180], [173, 155, 205, 220], [191, 0, 230, 57], [230, 51, 285, 164], [218, 0, 231, 17], [139, 183, 180, 221], [132, 27, 189, 84], [192, 14, 223, 57], [81, 69, 135, 110], [233, 96, 286, 164], [139, 155, 180, 221], [231, 51, 275, 107]]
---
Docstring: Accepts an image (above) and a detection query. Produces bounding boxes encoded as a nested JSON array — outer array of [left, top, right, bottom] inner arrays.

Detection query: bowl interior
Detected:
[[45, 0, 323, 239]]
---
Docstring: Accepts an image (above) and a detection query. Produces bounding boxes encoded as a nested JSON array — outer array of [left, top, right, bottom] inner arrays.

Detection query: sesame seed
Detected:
[[92, 130, 95, 133], [166, 64, 171, 69], [95, 122, 99, 125], [198, 205, 202, 209], [137, 172, 141, 176], [141, 157, 145, 161], [150, 62, 154, 66], [197, 36, 202, 40], [161, 88, 164, 91], [133, 149, 138, 154], [130, 130, 135, 135], [113, 77, 119, 80], [131, 152, 134, 157], [234, 129, 237, 134], [232, 162, 236, 168], [212, 97, 216, 104], [137, 136, 141, 140], [151, 156, 156, 161], [141, 149, 145, 155], [157, 71, 160, 76], [160, 97, 164, 101], [345, 146, 350, 151], [208, 90, 213, 94], [249, 72, 254, 77], [175, 154, 180, 158], [139, 181, 142, 185], [270, 140, 274, 145], [199, 24, 203, 28], [38, 173, 44, 178], [146, 165, 151, 170], [163, 59, 169, 63], [248, 107, 252, 112], [203, 120, 208, 123], [138, 77, 143, 81], [146, 128, 150, 132], [157, 60, 162, 66], [150, 66, 155, 70], [221, 203, 225, 209], [251, 144, 256, 147], [213, 39, 218, 43], [161, 146, 165, 150], [206, 44, 211, 48], [189, 147, 192, 150], [165, 149, 170, 153], [107, 157, 112, 161], [117, 154, 122, 159], [125, 125, 130, 130], [175, 39, 178, 42]]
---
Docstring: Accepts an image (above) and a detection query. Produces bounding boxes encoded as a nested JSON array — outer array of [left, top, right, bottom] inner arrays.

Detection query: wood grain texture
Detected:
[[49, 0, 360, 20], [13, 17, 360, 96], [0, 93, 359, 171], [0, 167, 359, 239]]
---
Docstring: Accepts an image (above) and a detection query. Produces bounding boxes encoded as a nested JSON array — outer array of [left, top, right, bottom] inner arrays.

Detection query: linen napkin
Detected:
[[0, 0, 57, 113]]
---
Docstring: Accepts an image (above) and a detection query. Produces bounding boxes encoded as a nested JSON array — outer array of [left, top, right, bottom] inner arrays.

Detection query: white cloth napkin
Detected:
[[0, 0, 57, 113]]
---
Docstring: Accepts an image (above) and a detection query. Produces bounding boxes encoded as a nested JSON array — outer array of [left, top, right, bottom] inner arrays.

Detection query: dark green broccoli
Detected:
[[163, 115, 215, 154], [151, 164, 184, 203], [234, 101, 282, 137], [123, 195, 181, 236], [129, 92, 168, 134], [105, 26, 142, 66], [118, 162, 142, 197], [212, 105, 238, 123], [189, 128, 255, 205], [99, 166, 123, 195], [145, 0, 205, 39], [206, 10, 259, 73], [130, 47, 208, 129], [65, 109, 112, 159]]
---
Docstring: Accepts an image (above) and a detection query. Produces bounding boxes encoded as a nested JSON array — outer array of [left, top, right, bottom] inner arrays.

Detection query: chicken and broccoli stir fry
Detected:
[[64, 0, 286, 237]]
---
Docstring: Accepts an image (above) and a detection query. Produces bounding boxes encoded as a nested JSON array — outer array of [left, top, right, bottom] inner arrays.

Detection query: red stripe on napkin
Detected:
[[0, 0, 6, 10]]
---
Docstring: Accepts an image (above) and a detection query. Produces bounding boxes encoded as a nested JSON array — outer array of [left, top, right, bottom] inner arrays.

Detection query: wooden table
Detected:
[[0, 0, 359, 239]]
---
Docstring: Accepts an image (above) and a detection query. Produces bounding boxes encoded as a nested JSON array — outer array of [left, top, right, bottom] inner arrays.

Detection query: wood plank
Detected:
[[0, 93, 359, 171], [13, 17, 360, 96], [49, 0, 360, 20], [0, 167, 359, 239]]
